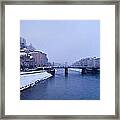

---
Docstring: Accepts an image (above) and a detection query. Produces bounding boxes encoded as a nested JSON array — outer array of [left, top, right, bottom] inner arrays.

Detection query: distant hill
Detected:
[[72, 57, 100, 68]]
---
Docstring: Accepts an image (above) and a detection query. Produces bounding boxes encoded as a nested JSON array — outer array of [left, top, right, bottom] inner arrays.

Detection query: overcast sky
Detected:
[[20, 20, 100, 65]]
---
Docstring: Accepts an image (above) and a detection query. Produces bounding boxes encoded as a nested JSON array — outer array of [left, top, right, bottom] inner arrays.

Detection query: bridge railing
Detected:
[[36, 66, 100, 69]]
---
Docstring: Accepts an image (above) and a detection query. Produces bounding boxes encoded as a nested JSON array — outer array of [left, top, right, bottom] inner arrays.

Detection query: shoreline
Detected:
[[20, 71, 52, 91]]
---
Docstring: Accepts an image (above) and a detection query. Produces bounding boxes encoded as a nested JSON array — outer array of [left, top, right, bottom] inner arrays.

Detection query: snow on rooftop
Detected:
[[20, 52, 27, 56], [30, 56, 33, 59]]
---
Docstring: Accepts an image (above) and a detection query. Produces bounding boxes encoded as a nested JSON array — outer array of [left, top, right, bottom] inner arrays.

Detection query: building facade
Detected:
[[72, 57, 100, 68], [30, 50, 48, 67], [20, 52, 36, 71]]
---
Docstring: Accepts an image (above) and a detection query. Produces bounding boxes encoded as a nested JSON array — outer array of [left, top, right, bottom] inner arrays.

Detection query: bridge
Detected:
[[36, 66, 100, 75]]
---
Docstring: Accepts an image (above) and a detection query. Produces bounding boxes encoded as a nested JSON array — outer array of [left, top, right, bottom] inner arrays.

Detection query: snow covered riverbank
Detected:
[[20, 71, 52, 91]]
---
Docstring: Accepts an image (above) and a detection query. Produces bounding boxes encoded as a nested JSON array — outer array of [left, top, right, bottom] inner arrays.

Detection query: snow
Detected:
[[20, 71, 52, 90], [20, 52, 27, 56]]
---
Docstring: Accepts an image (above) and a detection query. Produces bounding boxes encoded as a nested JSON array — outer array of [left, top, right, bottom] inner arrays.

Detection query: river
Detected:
[[20, 69, 100, 100]]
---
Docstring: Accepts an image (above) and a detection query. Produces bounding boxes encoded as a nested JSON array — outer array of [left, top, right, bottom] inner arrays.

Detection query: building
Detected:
[[20, 37, 49, 71], [72, 57, 100, 68], [94, 58, 100, 68], [30, 50, 48, 67], [87, 58, 94, 67], [20, 52, 36, 71]]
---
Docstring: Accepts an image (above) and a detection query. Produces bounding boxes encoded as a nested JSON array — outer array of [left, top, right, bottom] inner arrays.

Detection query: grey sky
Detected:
[[20, 20, 100, 65]]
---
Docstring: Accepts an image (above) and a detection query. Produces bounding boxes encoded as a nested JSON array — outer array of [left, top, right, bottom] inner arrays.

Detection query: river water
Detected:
[[20, 69, 100, 100]]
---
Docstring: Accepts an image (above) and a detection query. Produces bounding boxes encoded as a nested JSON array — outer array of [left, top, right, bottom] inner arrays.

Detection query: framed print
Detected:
[[0, 0, 119, 119]]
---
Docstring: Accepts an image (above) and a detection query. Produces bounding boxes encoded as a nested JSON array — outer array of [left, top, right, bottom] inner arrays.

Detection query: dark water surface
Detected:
[[20, 69, 100, 100]]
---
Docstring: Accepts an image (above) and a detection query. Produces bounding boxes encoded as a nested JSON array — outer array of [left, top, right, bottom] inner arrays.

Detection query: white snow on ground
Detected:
[[69, 68, 82, 72], [20, 71, 52, 90], [20, 70, 44, 75]]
